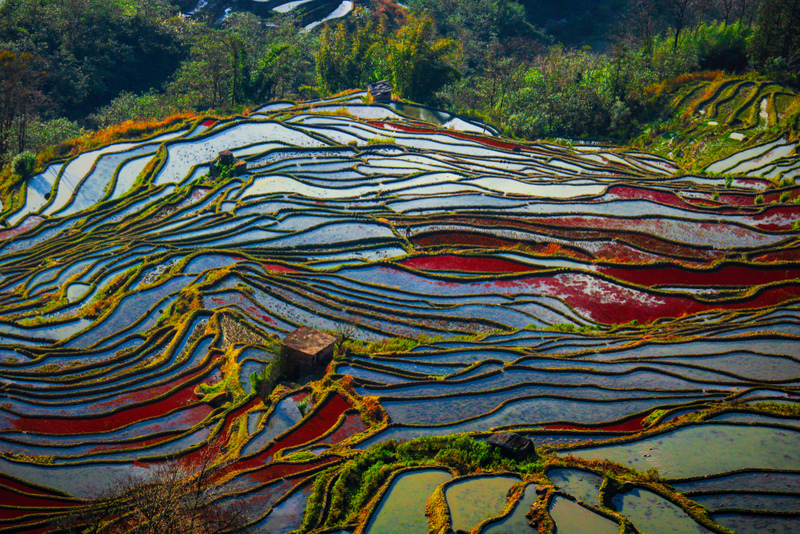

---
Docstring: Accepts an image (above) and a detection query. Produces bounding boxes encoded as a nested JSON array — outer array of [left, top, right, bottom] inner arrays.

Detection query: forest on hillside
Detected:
[[0, 0, 798, 170]]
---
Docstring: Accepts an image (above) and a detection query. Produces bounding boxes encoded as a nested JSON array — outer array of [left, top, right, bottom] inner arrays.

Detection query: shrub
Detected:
[[25, 118, 82, 153], [691, 22, 752, 72], [11, 151, 36, 176], [88, 90, 179, 129]]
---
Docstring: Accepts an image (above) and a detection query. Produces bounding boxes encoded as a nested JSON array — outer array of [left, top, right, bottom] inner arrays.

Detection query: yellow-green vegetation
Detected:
[[17, 291, 67, 323], [752, 401, 800, 417], [634, 73, 800, 172], [641, 409, 668, 428], [197, 346, 252, 405], [1, 453, 55, 465], [83, 268, 137, 319], [424, 484, 451, 534], [309, 374, 387, 427], [342, 335, 433, 354], [0, 165, 26, 217], [155, 287, 204, 328], [300, 467, 339, 532], [366, 136, 396, 145], [250, 352, 284, 400], [341, 330, 507, 355], [538, 322, 602, 334]]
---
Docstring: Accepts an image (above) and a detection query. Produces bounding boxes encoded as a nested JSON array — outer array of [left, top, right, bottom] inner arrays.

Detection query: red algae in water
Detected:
[[400, 254, 540, 273], [544, 413, 649, 433]]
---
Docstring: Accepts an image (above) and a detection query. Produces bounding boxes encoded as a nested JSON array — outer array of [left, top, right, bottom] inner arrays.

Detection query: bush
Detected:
[[11, 151, 36, 176], [25, 118, 82, 153], [88, 90, 184, 129], [687, 22, 752, 73], [252, 352, 285, 400]]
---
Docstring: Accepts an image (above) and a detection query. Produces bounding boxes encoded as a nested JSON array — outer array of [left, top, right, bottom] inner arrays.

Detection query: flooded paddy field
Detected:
[[0, 93, 798, 533]]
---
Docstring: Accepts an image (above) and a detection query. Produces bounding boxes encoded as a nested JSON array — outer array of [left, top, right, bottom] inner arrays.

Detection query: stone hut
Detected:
[[368, 80, 393, 103], [217, 150, 235, 166], [487, 432, 537, 459], [210, 150, 247, 178], [281, 326, 337, 378]]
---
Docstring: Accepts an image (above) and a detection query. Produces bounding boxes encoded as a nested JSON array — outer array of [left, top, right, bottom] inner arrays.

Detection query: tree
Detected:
[[50, 451, 249, 534], [408, 0, 541, 74], [314, 9, 386, 96], [718, 0, 737, 24], [0, 0, 185, 119], [24, 117, 82, 154], [748, 0, 800, 73], [664, 0, 697, 49], [737, 0, 765, 24], [384, 13, 461, 103], [506, 46, 611, 139], [87, 90, 184, 129], [620, 0, 665, 57], [0, 50, 43, 168], [168, 27, 232, 110], [167, 12, 314, 110], [224, 12, 314, 104]]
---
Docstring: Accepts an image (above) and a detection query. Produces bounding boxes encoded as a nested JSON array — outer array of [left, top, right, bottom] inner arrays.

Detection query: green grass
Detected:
[[343, 331, 502, 355], [752, 401, 800, 417]]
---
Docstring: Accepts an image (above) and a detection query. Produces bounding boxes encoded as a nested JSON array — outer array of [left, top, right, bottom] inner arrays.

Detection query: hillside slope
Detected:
[[635, 73, 800, 173]]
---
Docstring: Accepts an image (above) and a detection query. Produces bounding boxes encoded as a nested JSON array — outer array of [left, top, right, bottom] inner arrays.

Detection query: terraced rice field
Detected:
[[0, 92, 799, 533], [651, 76, 800, 174], [196, 0, 356, 29]]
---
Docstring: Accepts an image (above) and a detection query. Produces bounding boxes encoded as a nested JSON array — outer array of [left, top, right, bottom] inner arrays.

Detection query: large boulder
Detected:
[[487, 432, 537, 459]]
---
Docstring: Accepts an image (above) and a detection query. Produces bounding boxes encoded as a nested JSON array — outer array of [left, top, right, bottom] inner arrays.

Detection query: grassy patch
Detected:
[[313, 434, 544, 530], [641, 409, 668, 428], [752, 401, 800, 417], [83, 268, 137, 319], [342, 330, 509, 356]]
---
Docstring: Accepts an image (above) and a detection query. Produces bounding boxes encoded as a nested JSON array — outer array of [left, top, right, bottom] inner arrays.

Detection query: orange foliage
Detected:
[[372, 0, 406, 28], [35, 112, 203, 170], [542, 243, 563, 255], [339, 375, 355, 389], [325, 360, 337, 375], [360, 396, 386, 425], [646, 70, 725, 100], [81, 113, 199, 153]]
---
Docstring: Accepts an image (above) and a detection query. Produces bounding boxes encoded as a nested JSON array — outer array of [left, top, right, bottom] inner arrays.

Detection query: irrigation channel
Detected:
[[0, 91, 799, 533]]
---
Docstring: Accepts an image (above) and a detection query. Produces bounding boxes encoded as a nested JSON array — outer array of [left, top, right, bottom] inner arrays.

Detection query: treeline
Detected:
[[435, 0, 799, 139], [1, 0, 799, 170], [0, 0, 316, 168]]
